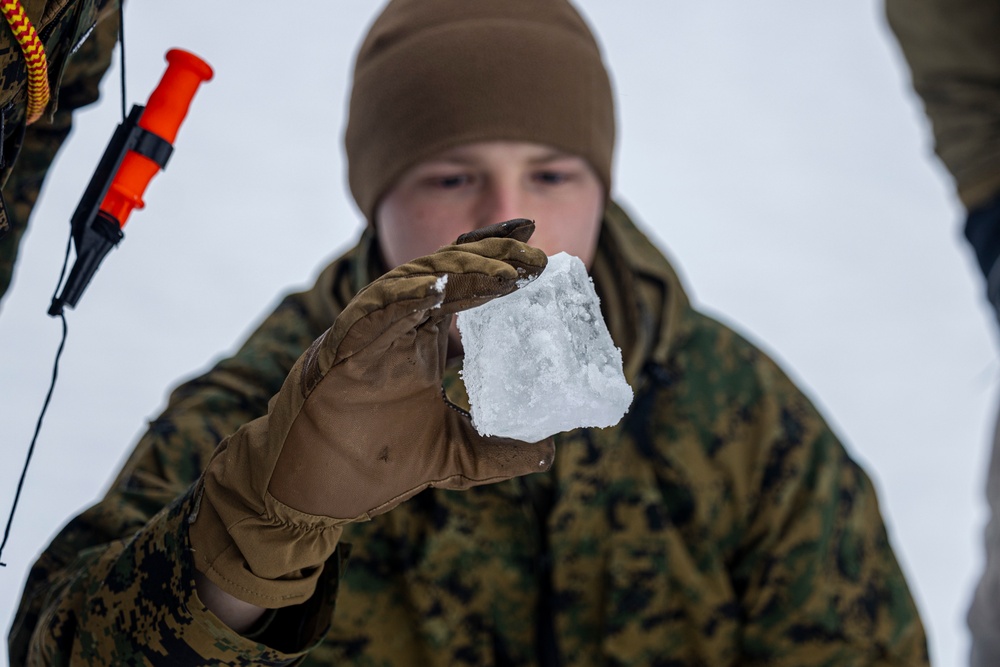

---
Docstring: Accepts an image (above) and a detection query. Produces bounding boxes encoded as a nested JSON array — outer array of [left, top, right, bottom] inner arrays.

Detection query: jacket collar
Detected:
[[591, 201, 691, 383]]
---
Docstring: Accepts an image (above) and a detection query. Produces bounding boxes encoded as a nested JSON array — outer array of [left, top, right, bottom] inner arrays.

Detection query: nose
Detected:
[[475, 179, 527, 228]]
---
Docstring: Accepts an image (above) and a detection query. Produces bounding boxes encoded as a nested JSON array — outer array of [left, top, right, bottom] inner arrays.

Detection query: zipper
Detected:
[[70, 20, 95, 54], [0, 103, 7, 166]]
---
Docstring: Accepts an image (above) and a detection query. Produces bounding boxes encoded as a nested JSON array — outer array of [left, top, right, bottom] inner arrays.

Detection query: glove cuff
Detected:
[[188, 445, 346, 608]]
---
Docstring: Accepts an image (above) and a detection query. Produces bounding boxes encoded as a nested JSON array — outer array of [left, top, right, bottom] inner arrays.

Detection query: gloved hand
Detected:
[[189, 219, 553, 607]]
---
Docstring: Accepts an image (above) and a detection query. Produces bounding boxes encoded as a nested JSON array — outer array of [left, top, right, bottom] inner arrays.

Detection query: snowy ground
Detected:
[[0, 2, 992, 665]]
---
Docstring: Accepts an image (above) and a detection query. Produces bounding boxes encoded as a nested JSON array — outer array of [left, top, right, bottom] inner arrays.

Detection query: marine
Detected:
[[10, 0, 928, 664]]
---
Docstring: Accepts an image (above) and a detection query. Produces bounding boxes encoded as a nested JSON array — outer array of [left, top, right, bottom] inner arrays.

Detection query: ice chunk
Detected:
[[457, 252, 633, 443]]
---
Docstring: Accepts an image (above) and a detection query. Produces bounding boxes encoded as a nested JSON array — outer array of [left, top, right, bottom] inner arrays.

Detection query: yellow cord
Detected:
[[2, 1, 50, 124]]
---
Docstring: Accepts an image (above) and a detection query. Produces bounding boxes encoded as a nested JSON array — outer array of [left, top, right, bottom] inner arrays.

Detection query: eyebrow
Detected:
[[424, 150, 581, 167], [529, 151, 579, 164]]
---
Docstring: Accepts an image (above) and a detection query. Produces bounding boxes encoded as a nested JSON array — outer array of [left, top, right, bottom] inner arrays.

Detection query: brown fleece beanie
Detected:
[[344, 0, 616, 223]]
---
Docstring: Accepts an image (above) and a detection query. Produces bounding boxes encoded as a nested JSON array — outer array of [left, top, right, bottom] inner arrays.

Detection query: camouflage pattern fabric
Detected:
[[887, 1, 1000, 664], [0, 0, 118, 306], [9, 202, 929, 665], [886, 0, 1000, 210]]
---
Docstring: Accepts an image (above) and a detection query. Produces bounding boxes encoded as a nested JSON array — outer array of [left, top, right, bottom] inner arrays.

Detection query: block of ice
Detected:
[[457, 252, 633, 443]]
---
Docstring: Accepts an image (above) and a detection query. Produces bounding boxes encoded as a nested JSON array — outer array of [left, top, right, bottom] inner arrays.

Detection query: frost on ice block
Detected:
[[457, 251, 633, 443]]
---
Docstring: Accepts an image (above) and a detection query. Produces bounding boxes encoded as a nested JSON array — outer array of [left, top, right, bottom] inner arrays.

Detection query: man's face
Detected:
[[375, 141, 605, 269]]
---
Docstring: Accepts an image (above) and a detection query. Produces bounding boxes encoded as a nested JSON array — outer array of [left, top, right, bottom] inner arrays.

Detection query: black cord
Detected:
[[118, 1, 126, 122], [0, 226, 73, 566], [0, 0, 128, 568]]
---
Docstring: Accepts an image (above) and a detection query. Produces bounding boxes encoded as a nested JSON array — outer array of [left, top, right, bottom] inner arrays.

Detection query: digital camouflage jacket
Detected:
[[10, 203, 929, 666], [0, 0, 118, 304]]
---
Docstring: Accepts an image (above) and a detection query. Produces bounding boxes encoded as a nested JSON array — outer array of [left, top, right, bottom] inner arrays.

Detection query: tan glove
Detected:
[[189, 219, 553, 607]]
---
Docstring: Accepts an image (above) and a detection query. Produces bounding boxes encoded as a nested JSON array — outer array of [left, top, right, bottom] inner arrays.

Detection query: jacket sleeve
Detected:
[[885, 0, 1000, 210], [717, 329, 929, 665], [886, 4, 1000, 665], [732, 370, 929, 667], [0, 7, 119, 304], [8, 283, 345, 665]]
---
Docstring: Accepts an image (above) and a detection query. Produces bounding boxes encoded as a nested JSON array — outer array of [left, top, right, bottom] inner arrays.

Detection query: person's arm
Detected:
[[887, 0, 1000, 314], [696, 326, 929, 665], [194, 571, 269, 633], [186, 221, 553, 610], [9, 278, 342, 664], [736, 386, 926, 663], [887, 4, 1000, 664], [11, 221, 554, 664], [886, 0, 1000, 212]]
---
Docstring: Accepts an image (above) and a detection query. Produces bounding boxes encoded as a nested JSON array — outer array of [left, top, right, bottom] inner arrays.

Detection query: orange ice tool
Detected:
[[100, 49, 214, 227], [49, 49, 213, 316]]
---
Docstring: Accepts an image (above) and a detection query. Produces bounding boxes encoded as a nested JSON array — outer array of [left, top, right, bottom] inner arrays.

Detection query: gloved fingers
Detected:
[[379, 235, 547, 302], [455, 218, 536, 244], [440, 428, 556, 489], [328, 238, 546, 364], [437, 219, 547, 312], [330, 278, 445, 366], [422, 237, 546, 315], [359, 218, 546, 317], [364, 433, 556, 518]]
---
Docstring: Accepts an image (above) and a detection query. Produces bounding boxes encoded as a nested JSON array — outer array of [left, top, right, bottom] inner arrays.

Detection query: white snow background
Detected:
[[0, 2, 991, 665]]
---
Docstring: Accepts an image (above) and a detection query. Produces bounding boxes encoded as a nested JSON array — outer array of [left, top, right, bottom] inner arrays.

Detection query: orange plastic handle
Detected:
[[99, 49, 213, 227]]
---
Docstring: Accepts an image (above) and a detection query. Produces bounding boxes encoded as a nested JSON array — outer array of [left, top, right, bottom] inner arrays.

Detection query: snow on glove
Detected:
[[189, 219, 553, 607]]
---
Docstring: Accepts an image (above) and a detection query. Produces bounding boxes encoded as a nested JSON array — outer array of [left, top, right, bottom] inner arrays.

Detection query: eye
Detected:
[[533, 170, 572, 185], [427, 173, 473, 189], [436, 174, 471, 189]]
